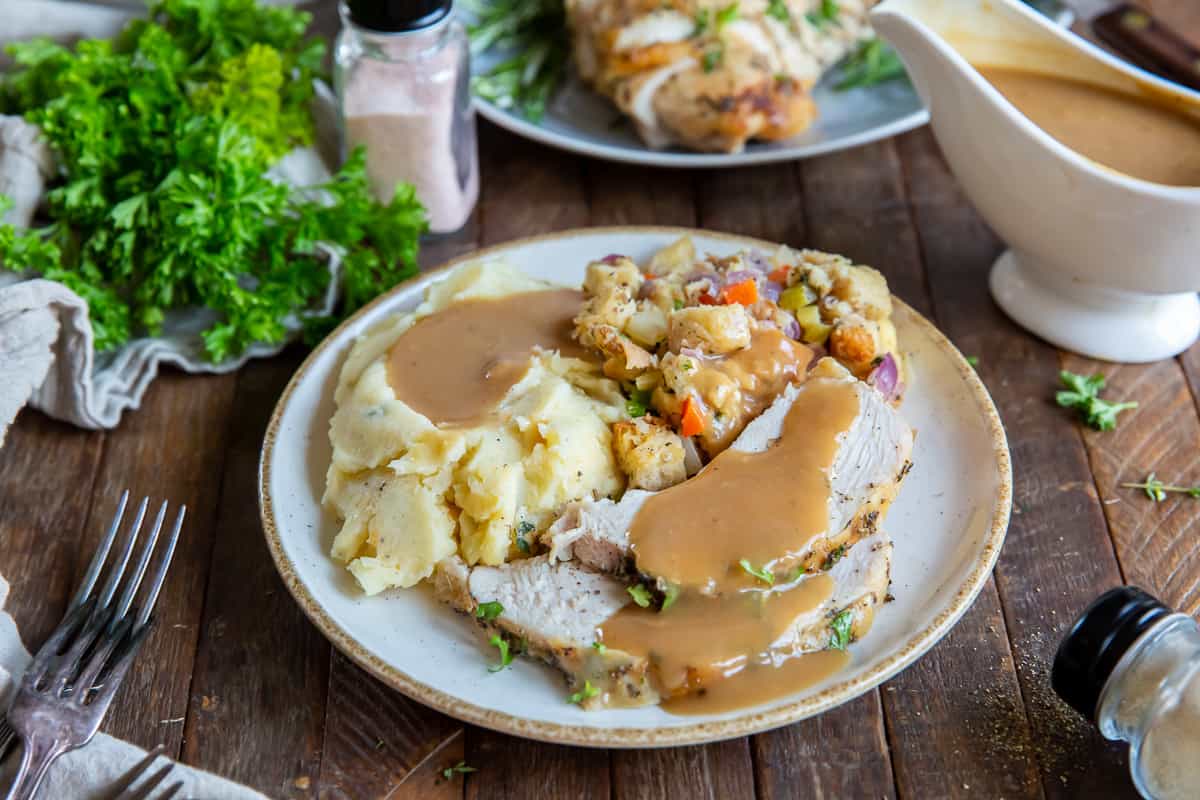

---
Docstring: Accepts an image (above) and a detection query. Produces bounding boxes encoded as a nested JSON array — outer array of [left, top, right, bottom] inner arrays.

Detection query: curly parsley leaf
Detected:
[[828, 610, 853, 650], [476, 601, 504, 621], [1056, 370, 1137, 431], [627, 584, 652, 608]]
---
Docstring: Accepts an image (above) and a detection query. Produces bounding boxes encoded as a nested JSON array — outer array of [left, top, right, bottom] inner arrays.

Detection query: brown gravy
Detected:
[[600, 574, 835, 694], [603, 378, 862, 711], [629, 379, 860, 594], [978, 66, 1200, 186], [385, 289, 588, 425], [662, 650, 850, 715], [689, 328, 813, 456]]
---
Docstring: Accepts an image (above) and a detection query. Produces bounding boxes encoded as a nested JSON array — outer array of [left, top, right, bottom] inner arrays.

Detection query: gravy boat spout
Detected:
[[871, 0, 1200, 363]]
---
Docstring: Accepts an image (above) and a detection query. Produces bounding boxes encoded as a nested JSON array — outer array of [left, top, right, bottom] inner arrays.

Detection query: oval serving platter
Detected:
[[260, 226, 1011, 748]]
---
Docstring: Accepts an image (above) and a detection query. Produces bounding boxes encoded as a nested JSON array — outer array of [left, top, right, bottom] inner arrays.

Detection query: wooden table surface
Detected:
[[4, 2, 1200, 798]]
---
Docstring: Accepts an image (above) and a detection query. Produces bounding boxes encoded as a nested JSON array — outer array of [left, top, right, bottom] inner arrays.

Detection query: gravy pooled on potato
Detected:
[[325, 262, 625, 594]]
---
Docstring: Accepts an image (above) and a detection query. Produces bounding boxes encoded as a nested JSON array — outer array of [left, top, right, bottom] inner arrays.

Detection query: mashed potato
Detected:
[[324, 261, 627, 595]]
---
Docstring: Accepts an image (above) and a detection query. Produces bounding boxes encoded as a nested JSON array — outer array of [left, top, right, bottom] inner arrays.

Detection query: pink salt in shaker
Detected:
[[335, 0, 479, 234]]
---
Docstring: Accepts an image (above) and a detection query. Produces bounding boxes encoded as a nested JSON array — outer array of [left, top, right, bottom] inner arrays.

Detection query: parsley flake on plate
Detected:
[[828, 610, 854, 650], [476, 601, 504, 621], [569, 680, 601, 704], [739, 559, 774, 586], [627, 584, 653, 608], [488, 634, 513, 672], [442, 761, 476, 780]]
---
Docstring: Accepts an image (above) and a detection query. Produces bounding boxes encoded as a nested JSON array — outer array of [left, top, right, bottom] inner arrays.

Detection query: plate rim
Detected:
[[475, 99, 930, 168], [259, 225, 1012, 748]]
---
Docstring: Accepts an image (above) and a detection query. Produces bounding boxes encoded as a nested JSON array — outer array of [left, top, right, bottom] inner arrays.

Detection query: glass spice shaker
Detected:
[[334, 0, 479, 235], [1053, 586, 1200, 800]]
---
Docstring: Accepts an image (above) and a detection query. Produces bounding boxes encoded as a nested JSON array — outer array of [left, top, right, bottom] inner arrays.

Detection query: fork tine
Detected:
[[69, 490, 129, 612], [104, 744, 164, 800], [158, 782, 184, 800], [112, 500, 168, 624], [72, 614, 135, 698], [136, 505, 185, 628], [97, 497, 149, 609], [0, 716, 16, 761], [117, 761, 174, 800]]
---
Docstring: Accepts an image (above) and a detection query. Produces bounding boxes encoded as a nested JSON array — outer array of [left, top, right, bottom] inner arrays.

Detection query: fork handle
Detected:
[[3, 732, 68, 800]]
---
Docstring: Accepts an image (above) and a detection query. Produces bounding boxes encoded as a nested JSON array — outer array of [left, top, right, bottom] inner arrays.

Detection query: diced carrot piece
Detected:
[[698, 292, 718, 305], [644, 272, 657, 280], [720, 279, 758, 306], [768, 266, 790, 284], [680, 397, 705, 437]]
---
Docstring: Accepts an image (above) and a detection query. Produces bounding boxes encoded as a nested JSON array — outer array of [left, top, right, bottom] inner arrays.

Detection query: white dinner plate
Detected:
[[260, 227, 1011, 747], [472, 61, 928, 169]]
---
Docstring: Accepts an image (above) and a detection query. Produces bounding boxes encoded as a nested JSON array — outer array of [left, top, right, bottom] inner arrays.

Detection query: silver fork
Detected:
[[2, 491, 186, 800], [0, 718, 14, 763], [106, 744, 184, 800]]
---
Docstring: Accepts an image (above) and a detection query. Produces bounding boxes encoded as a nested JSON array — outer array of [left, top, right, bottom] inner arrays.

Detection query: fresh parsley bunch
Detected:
[[0, 0, 427, 362]]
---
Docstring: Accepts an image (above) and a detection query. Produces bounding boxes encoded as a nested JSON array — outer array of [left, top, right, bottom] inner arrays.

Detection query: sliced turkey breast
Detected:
[[433, 530, 892, 708], [544, 368, 913, 588]]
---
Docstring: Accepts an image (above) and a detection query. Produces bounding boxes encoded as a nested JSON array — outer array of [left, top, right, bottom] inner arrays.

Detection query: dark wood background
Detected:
[[3, 2, 1200, 797]]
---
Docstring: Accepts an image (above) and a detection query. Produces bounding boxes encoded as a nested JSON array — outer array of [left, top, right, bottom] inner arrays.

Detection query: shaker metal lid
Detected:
[[1051, 586, 1173, 720], [346, 0, 452, 33]]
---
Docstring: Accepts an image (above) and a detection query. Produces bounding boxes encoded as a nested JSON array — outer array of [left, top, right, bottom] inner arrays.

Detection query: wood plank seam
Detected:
[[171, 375, 246, 763]]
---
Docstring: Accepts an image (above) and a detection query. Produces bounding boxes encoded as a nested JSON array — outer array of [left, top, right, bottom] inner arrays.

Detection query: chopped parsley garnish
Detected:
[[673, 299, 685, 310], [766, 0, 790, 22], [702, 44, 724, 73], [592, 640, 607, 655], [739, 559, 774, 586], [828, 610, 853, 650], [569, 680, 601, 704], [715, 2, 740, 30], [488, 634, 513, 672], [626, 387, 653, 418], [661, 583, 681, 611], [1121, 472, 1200, 502], [835, 38, 908, 91], [442, 761, 477, 780], [627, 584, 653, 608], [805, 0, 838, 26], [515, 520, 535, 552], [966, 356, 979, 368], [824, 545, 846, 569], [693, 8, 711, 35], [476, 601, 504, 621], [788, 565, 807, 582], [1056, 370, 1138, 431]]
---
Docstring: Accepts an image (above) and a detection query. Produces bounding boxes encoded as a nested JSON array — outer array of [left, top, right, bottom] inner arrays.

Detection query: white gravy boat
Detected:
[[871, 0, 1200, 362]]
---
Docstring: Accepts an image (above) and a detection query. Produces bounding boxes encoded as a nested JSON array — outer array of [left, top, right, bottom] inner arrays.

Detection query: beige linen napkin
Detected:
[[0, 1, 342, 442], [0, 573, 270, 799]]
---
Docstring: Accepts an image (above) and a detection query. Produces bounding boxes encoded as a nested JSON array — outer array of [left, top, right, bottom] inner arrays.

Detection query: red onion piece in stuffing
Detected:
[[601, 253, 624, 264], [761, 280, 782, 303], [867, 353, 901, 401], [681, 436, 703, 476], [783, 317, 802, 340]]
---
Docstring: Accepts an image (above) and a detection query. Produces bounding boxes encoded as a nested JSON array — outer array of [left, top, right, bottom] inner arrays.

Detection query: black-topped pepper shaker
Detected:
[[1053, 586, 1200, 800]]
